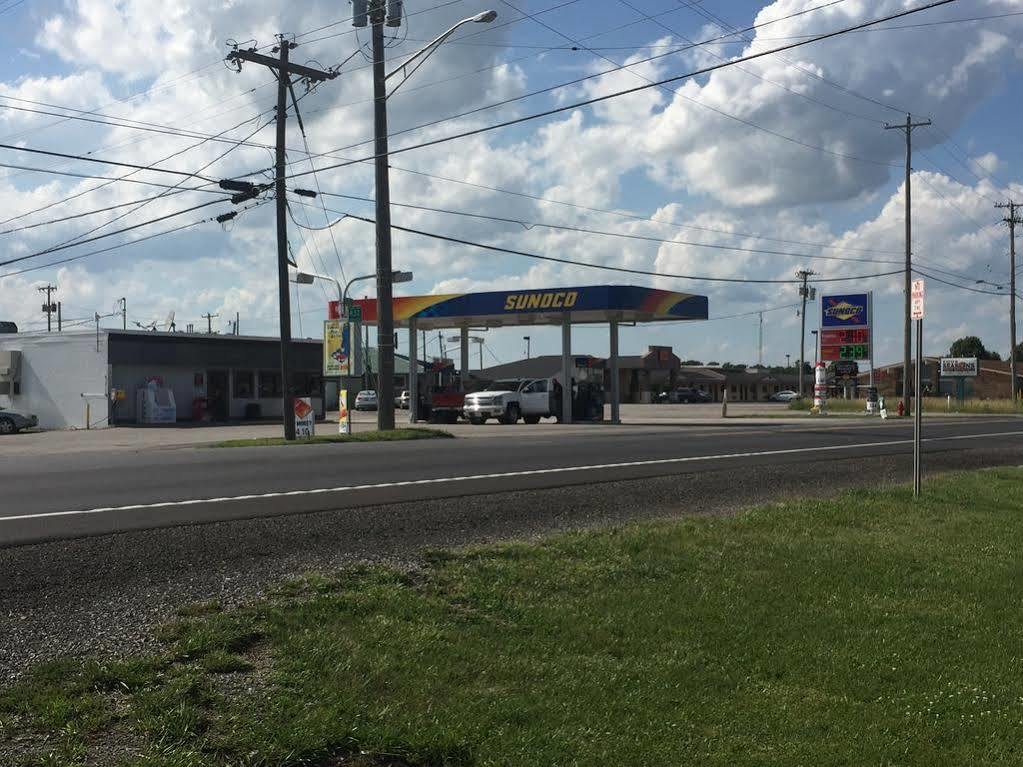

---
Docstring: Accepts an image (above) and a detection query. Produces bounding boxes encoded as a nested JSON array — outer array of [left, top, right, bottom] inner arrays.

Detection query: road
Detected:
[[3, 416, 1021, 546]]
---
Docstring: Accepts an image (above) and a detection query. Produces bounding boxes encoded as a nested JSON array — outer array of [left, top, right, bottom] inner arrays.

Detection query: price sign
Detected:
[[821, 343, 870, 362], [821, 328, 868, 345]]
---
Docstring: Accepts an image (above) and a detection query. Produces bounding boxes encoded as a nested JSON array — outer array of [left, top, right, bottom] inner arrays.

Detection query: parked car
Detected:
[[354, 390, 378, 411], [395, 390, 410, 409], [660, 387, 712, 404], [0, 408, 38, 434], [769, 390, 801, 402]]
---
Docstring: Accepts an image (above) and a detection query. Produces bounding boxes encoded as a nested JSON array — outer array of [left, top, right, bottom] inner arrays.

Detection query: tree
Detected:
[[949, 336, 1001, 360], [1014, 342, 1023, 362], [680, 359, 703, 366], [721, 362, 747, 372]]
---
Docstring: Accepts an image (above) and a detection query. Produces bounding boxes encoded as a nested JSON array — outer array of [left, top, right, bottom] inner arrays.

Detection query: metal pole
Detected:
[[1010, 209, 1018, 402], [914, 317, 923, 496], [275, 41, 296, 440], [868, 291, 875, 389], [903, 120, 913, 417], [561, 319, 572, 424], [609, 319, 620, 424], [460, 326, 470, 388], [408, 318, 418, 423], [371, 9, 396, 430]]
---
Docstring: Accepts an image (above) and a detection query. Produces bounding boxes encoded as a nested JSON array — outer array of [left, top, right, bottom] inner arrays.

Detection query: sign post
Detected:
[[911, 279, 925, 497]]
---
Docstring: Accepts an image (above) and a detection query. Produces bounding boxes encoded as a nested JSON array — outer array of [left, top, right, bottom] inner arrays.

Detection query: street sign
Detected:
[[940, 357, 979, 377], [348, 304, 362, 322], [821, 293, 869, 328], [911, 279, 925, 320]]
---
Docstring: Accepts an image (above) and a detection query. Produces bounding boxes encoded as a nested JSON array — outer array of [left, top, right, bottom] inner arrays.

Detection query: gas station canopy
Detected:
[[343, 284, 708, 330]]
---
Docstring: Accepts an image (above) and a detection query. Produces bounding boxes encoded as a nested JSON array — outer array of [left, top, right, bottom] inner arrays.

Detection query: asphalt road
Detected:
[[2, 416, 1021, 546]]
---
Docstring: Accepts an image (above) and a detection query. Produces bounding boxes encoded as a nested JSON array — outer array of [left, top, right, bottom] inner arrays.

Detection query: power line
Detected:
[[0, 186, 215, 236], [0, 162, 229, 197], [337, 209, 903, 285], [284, 0, 957, 184], [311, 191, 904, 266], [0, 201, 267, 280], [0, 142, 221, 182], [0, 198, 233, 269], [296, 0, 897, 174]]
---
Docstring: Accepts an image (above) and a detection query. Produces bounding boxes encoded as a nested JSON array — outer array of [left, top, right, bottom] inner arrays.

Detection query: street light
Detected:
[[524, 335, 531, 359], [357, 1, 496, 431], [811, 329, 819, 367]]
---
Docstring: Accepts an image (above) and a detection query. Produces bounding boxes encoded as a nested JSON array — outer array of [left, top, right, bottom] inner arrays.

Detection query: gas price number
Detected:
[[838, 344, 868, 360]]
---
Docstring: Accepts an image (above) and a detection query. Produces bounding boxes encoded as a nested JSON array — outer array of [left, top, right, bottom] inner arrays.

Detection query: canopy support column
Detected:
[[408, 318, 418, 423], [609, 318, 620, 424], [460, 325, 470, 390], [561, 318, 572, 424]]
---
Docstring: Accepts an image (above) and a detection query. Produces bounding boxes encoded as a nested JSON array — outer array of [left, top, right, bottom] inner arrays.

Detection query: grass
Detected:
[[788, 397, 1022, 415], [5, 469, 1023, 765], [209, 427, 454, 448]]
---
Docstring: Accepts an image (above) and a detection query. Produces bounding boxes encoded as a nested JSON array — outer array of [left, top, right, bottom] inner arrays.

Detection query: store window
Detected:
[[234, 370, 255, 399], [259, 371, 282, 398]]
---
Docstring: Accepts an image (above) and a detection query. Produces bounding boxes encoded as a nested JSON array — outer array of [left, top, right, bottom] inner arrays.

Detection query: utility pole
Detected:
[[38, 284, 56, 332], [119, 297, 127, 330], [227, 38, 337, 440], [796, 269, 816, 397], [996, 200, 1020, 402], [885, 113, 931, 415], [202, 312, 219, 334], [368, 0, 399, 431], [236, 311, 241, 336], [57, 301, 62, 332]]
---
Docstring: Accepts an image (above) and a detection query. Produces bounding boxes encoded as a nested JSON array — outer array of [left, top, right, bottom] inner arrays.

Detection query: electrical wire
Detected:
[[0, 162, 229, 196], [285, 0, 959, 183], [337, 209, 904, 284], [0, 142, 221, 182], [0, 198, 234, 269], [0, 186, 216, 236], [312, 191, 904, 266], [0, 200, 268, 280]]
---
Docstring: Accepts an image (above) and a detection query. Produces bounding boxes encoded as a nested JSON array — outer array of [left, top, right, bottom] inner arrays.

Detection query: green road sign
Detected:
[[348, 305, 362, 322]]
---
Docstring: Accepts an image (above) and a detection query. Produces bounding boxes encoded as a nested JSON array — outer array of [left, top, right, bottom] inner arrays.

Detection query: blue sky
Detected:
[[1, 0, 1022, 368]]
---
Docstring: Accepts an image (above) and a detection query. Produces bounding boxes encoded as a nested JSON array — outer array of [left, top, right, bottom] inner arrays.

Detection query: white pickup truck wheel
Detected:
[[523, 414, 541, 425], [499, 403, 521, 424]]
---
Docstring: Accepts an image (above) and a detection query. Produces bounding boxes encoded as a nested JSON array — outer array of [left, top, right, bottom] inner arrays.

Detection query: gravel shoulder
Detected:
[[3, 445, 1022, 682]]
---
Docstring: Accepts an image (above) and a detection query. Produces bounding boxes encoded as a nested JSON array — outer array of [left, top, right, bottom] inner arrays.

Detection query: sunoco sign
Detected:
[[940, 357, 979, 377]]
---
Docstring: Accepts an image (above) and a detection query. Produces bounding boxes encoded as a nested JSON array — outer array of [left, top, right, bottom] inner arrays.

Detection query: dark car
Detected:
[[0, 408, 38, 434], [660, 387, 712, 404]]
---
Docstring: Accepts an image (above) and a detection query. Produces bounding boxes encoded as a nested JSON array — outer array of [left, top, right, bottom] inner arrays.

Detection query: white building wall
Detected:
[[0, 331, 109, 429]]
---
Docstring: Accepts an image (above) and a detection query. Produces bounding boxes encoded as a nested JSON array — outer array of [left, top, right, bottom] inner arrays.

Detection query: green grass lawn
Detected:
[[4, 469, 1023, 766], [209, 427, 453, 448]]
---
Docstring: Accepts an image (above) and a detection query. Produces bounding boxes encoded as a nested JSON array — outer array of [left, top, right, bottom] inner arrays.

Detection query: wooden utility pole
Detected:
[[227, 38, 336, 440], [38, 284, 56, 332], [884, 113, 931, 415], [796, 269, 816, 397], [201, 312, 219, 334], [996, 200, 1020, 401]]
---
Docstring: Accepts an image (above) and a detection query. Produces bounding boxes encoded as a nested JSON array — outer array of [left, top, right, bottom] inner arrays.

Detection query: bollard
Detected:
[[721, 389, 728, 418]]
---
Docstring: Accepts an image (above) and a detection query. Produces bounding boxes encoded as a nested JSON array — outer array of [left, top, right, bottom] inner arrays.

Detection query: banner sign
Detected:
[[294, 397, 315, 439], [940, 357, 979, 377], [821, 294, 869, 328], [338, 390, 351, 434], [351, 285, 709, 323], [323, 320, 358, 377]]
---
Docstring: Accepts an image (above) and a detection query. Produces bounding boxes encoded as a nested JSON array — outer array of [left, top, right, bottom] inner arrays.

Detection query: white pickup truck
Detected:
[[462, 378, 554, 425]]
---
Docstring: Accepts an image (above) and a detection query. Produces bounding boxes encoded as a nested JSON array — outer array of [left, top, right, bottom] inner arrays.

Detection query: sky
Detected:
[[1, 0, 1022, 369]]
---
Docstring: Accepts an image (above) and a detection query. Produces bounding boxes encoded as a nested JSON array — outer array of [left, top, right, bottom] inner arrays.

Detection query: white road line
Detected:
[[3, 429, 1021, 523]]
